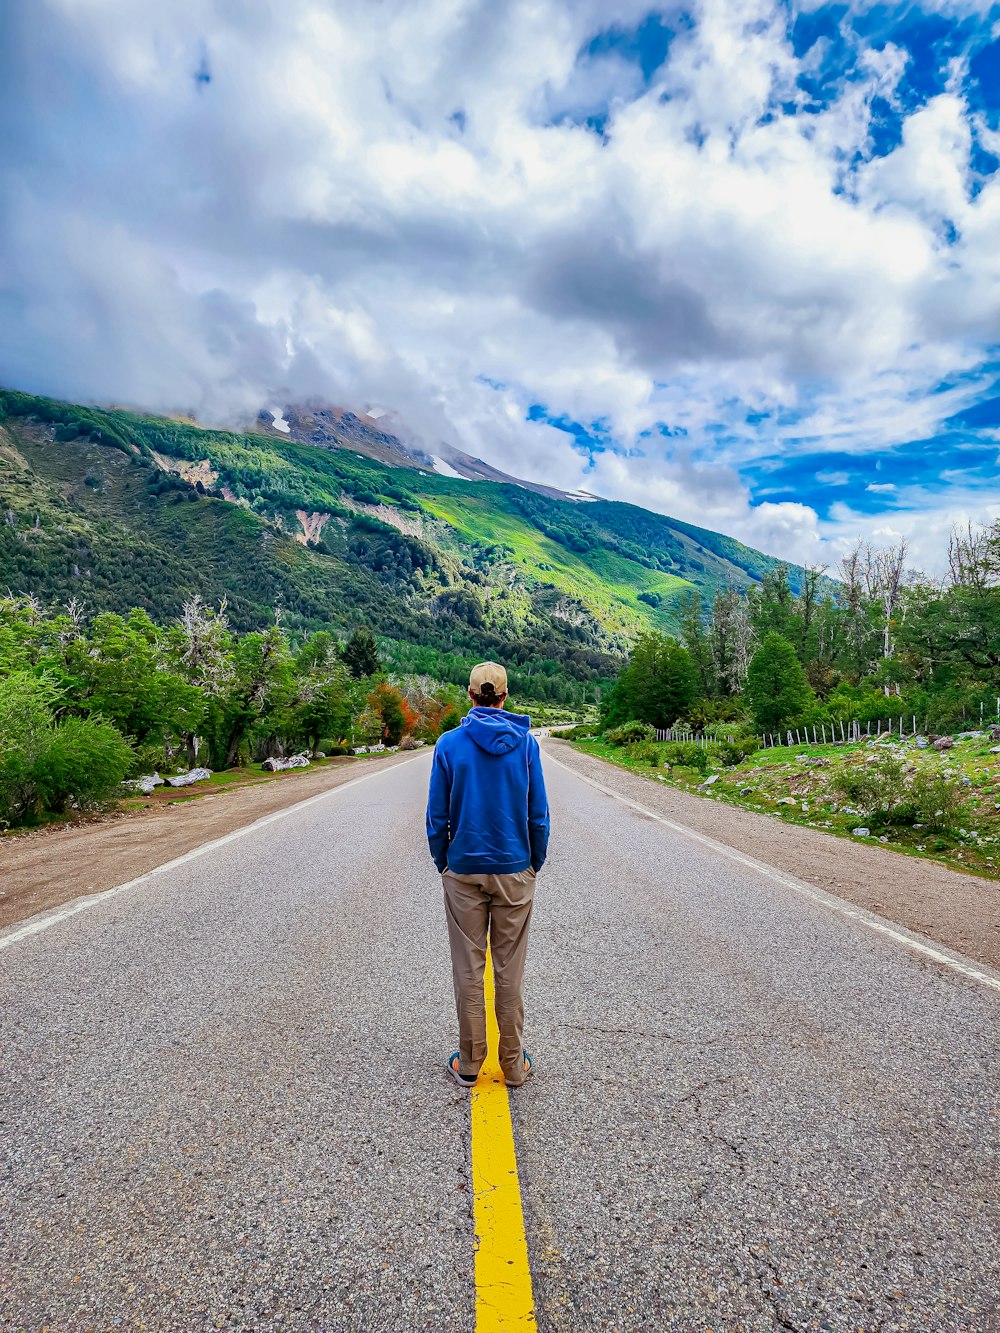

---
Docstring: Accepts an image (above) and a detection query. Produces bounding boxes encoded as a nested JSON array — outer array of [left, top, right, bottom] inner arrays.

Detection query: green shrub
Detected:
[[701, 718, 757, 744], [623, 740, 661, 765], [832, 761, 967, 831], [829, 758, 970, 830], [129, 741, 169, 777], [0, 672, 60, 826], [661, 741, 711, 774], [560, 723, 598, 740], [832, 759, 908, 825], [713, 736, 760, 766], [908, 771, 967, 831], [606, 720, 656, 745], [33, 717, 134, 813]]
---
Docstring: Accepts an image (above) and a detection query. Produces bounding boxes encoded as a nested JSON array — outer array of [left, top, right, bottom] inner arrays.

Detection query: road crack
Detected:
[[745, 1238, 804, 1333]]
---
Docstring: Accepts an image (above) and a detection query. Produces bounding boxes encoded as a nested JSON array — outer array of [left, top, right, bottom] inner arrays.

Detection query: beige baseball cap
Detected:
[[469, 661, 508, 698]]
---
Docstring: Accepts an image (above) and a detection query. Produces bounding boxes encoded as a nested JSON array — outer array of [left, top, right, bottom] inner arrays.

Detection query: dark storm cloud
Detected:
[[524, 230, 732, 365]]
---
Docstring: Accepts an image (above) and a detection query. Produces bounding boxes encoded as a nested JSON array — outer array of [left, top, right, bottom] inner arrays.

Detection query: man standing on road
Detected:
[[426, 662, 549, 1089]]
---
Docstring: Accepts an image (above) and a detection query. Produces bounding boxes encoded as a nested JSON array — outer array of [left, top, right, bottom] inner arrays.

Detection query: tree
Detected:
[[872, 539, 909, 665], [745, 633, 814, 733], [169, 595, 232, 765], [63, 609, 202, 751], [604, 632, 701, 730], [367, 681, 408, 746], [342, 627, 381, 679], [709, 587, 755, 696], [215, 627, 293, 768], [747, 564, 796, 643], [292, 632, 353, 753], [837, 542, 879, 681], [679, 592, 715, 697]]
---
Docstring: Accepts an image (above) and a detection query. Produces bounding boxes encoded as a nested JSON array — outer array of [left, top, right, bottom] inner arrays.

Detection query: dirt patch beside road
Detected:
[[549, 741, 1000, 972], [0, 751, 422, 933]]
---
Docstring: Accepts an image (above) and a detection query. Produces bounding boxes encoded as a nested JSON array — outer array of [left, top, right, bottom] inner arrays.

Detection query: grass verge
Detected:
[[3, 751, 401, 835], [566, 732, 1000, 881]]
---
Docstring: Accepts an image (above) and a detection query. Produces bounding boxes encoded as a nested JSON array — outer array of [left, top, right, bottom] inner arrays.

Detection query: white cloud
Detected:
[[827, 494, 1000, 578], [1, 0, 997, 573]]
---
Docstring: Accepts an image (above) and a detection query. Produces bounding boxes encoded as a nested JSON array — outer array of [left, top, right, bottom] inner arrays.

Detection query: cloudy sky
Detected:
[[2, 0, 999, 571]]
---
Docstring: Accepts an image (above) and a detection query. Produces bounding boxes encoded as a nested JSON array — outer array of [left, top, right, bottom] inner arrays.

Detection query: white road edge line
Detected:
[[544, 748, 1000, 996], [0, 755, 426, 952]]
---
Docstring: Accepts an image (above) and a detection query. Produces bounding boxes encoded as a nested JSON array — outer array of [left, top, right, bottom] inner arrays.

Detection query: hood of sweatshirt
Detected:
[[461, 706, 531, 755]]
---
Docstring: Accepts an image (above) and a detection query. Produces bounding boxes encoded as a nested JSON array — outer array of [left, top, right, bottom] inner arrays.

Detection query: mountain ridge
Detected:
[[251, 400, 585, 502], [0, 388, 823, 700]]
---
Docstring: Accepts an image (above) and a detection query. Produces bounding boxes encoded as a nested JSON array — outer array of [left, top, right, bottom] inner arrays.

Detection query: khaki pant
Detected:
[[442, 868, 537, 1085]]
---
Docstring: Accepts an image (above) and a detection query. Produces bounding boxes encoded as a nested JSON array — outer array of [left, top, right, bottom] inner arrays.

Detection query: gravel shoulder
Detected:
[[549, 739, 1000, 971], [0, 751, 419, 933]]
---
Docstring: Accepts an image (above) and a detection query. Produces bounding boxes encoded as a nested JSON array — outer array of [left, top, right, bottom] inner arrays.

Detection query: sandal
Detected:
[[506, 1050, 533, 1087], [447, 1052, 477, 1087]]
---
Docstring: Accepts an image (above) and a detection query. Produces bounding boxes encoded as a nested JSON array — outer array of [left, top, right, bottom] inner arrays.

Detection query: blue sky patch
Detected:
[[787, 3, 998, 173], [527, 404, 616, 466], [741, 435, 1000, 517], [947, 390, 1000, 429], [969, 36, 1000, 123], [583, 12, 682, 84]]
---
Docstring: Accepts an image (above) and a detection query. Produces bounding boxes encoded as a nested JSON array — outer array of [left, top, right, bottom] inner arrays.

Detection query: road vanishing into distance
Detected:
[[1, 743, 998, 1332]]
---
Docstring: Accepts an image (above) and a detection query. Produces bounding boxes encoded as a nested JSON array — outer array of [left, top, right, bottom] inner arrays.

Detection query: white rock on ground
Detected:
[[165, 768, 213, 788], [261, 755, 310, 773]]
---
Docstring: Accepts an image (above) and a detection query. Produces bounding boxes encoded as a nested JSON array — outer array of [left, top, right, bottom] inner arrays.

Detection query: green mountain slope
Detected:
[[0, 389, 813, 695]]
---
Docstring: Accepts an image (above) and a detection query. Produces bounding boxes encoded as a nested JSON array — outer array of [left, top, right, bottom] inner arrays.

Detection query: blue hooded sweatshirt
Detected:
[[426, 707, 550, 875]]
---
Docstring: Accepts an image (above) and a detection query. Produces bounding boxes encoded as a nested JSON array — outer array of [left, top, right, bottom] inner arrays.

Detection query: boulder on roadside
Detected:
[[851, 826, 871, 837], [165, 767, 213, 787]]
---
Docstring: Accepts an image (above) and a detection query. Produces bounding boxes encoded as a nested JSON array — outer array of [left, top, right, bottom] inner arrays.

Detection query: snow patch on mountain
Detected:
[[431, 454, 464, 479]]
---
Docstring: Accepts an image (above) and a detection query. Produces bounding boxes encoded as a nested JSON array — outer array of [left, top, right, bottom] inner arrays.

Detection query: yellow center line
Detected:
[[470, 946, 536, 1329]]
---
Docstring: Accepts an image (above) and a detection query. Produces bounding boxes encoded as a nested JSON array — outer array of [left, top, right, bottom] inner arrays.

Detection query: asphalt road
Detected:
[[1, 745, 997, 1332]]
